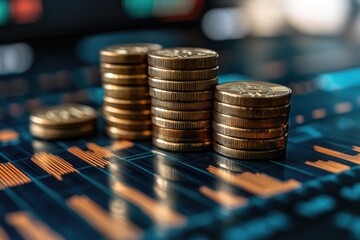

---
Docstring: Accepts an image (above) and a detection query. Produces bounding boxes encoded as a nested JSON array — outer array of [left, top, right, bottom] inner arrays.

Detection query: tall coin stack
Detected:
[[100, 43, 162, 140], [148, 47, 219, 151], [213, 81, 292, 160]]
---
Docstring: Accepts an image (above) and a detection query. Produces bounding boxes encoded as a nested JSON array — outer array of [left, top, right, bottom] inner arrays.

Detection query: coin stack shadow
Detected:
[[213, 81, 292, 160], [100, 43, 162, 140], [148, 47, 219, 151]]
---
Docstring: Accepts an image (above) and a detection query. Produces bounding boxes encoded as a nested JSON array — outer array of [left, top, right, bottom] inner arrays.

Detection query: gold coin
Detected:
[[148, 66, 218, 80], [214, 142, 286, 160], [102, 73, 148, 85], [105, 126, 151, 141], [148, 77, 217, 91], [103, 96, 151, 110], [152, 137, 212, 152], [100, 43, 162, 64], [152, 116, 211, 130], [103, 84, 149, 99], [213, 121, 288, 139], [215, 81, 292, 107], [214, 132, 287, 150], [100, 63, 148, 75], [103, 106, 151, 120], [214, 111, 288, 129], [104, 114, 152, 130], [153, 133, 210, 143], [148, 47, 218, 69], [151, 98, 213, 110], [30, 104, 97, 128], [150, 88, 213, 101], [153, 125, 211, 139], [214, 101, 290, 119], [151, 106, 211, 121], [30, 122, 95, 140]]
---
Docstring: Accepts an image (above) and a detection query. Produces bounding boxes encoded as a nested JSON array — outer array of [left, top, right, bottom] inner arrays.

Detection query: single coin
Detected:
[[214, 142, 286, 160], [150, 88, 213, 101], [151, 106, 211, 121], [148, 77, 217, 91], [153, 133, 211, 143], [148, 66, 218, 80], [215, 81, 292, 107], [152, 116, 211, 130], [213, 121, 288, 139], [104, 114, 152, 130], [102, 73, 148, 85], [30, 122, 95, 140], [151, 98, 213, 110], [213, 132, 287, 150], [152, 137, 212, 152], [213, 111, 288, 129], [100, 63, 148, 75], [148, 47, 218, 69], [153, 125, 211, 139], [30, 104, 97, 128], [103, 96, 150, 110], [103, 84, 149, 99], [105, 126, 151, 141], [214, 101, 290, 119], [100, 43, 162, 64], [103, 106, 151, 120]]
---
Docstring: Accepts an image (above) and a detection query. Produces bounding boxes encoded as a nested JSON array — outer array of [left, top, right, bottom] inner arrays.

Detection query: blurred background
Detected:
[[1, 0, 360, 114]]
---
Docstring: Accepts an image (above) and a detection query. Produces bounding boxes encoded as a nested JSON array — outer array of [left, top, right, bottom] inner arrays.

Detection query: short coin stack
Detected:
[[100, 43, 162, 140], [30, 104, 97, 140], [148, 47, 219, 151], [213, 81, 292, 160]]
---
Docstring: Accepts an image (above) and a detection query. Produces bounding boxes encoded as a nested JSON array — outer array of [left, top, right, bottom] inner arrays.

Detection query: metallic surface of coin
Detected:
[[214, 132, 287, 150], [102, 73, 148, 85], [148, 47, 219, 69], [103, 96, 151, 110], [153, 125, 211, 139], [152, 116, 211, 130], [106, 126, 151, 140], [151, 98, 213, 110], [30, 123, 95, 140], [150, 88, 213, 101], [152, 137, 212, 152], [100, 43, 162, 64], [104, 115, 152, 130], [213, 121, 288, 139], [148, 77, 218, 91], [103, 106, 151, 120], [30, 104, 97, 127], [214, 142, 286, 160], [215, 81, 292, 107], [151, 106, 211, 121], [214, 111, 288, 129], [153, 133, 211, 143], [103, 84, 149, 99], [214, 101, 290, 119], [100, 63, 148, 75], [148, 66, 218, 80]]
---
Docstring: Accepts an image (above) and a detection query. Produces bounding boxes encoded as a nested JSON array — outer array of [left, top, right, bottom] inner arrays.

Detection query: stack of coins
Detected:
[[213, 81, 292, 160], [100, 43, 162, 140], [30, 104, 97, 140], [148, 47, 219, 151]]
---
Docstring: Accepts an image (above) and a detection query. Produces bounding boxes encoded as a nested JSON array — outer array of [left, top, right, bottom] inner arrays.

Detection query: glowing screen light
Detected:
[[10, 0, 42, 24], [0, 0, 9, 25], [123, 0, 197, 18], [285, 0, 350, 35]]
